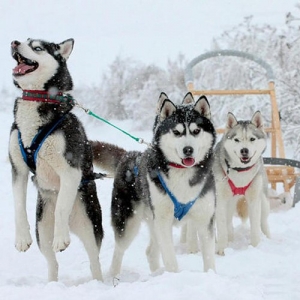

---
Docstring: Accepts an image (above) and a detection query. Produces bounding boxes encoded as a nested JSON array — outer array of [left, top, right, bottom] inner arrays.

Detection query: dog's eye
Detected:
[[250, 137, 256, 142], [33, 46, 43, 52], [234, 138, 240, 143], [193, 128, 201, 135], [173, 130, 181, 136]]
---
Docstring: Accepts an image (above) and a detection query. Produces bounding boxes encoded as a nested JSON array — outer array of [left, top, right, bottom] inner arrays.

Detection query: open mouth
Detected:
[[181, 157, 195, 167], [240, 156, 251, 164], [12, 51, 38, 76]]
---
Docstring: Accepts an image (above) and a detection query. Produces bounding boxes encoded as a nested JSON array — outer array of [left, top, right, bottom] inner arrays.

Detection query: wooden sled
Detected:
[[184, 50, 300, 205]]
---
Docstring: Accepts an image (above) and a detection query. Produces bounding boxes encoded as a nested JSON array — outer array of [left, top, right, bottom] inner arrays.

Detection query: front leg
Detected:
[[248, 196, 261, 247], [13, 171, 32, 252], [154, 213, 178, 273], [52, 167, 82, 252], [216, 197, 228, 256]]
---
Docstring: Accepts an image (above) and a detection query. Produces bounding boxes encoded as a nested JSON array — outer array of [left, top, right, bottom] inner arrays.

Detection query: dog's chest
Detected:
[[225, 165, 261, 188], [13, 100, 64, 190], [15, 100, 45, 146], [150, 168, 203, 205]]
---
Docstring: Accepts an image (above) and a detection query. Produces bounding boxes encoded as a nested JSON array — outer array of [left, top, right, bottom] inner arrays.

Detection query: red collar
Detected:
[[227, 176, 253, 196], [22, 90, 64, 104]]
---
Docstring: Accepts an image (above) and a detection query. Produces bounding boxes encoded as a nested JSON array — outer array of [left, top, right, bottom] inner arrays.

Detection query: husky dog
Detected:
[[92, 93, 216, 276], [213, 111, 270, 255], [9, 38, 103, 281]]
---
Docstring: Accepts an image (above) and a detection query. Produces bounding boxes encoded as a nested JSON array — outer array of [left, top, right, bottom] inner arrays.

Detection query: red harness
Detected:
[[224, 163, 256, 196], [226, 177, 253, 196]]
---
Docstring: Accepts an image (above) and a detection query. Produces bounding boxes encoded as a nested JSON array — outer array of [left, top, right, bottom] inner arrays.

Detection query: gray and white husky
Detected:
[[9, 38, 103, 281], [213, 111, 270, 255], [92, 92, 217, 277]]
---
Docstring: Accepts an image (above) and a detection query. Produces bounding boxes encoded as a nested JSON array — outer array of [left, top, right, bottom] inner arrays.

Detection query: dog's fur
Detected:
[[9, 38, 103, 281], [92, 93, 216, 276], [213, 111, 270, 255]]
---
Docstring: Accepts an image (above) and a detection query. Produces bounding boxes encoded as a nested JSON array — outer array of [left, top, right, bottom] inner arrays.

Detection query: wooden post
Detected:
[[268, 81, 285, 158]]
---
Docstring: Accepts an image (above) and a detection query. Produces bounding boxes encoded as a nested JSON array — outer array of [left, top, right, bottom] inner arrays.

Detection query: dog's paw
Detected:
[[52, 235, 70, 252], [15, 233, 33, 252]]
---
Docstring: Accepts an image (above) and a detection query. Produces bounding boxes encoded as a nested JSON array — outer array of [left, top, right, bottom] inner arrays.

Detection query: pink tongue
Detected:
[[182, 157, 195, 167], [13, 63, 34, 75]]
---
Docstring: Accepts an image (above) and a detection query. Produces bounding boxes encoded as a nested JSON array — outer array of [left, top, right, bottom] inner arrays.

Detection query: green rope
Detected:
[[87, 110, 141, 142], [75, 101, 151, 147]]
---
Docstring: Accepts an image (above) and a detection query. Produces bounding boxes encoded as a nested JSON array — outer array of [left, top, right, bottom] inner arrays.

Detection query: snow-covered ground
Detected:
[[0, 102, 299, 300]]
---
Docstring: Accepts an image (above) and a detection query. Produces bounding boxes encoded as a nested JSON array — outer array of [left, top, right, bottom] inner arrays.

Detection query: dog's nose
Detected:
[[183, 146, 193, 157], [11, 40, 20, 49], [240, 148, 249, 157]]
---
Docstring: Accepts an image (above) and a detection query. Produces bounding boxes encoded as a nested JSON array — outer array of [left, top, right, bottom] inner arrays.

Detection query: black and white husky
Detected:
[[9, 38, 103, 281], [92, 93, 217, 276], [213, 112, 270, 255]]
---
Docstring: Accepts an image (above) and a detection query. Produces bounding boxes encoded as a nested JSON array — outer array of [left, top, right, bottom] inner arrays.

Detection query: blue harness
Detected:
[[156, 172, 198, 221], [18, 115, 67, 174], [134, 165, 198, 220]]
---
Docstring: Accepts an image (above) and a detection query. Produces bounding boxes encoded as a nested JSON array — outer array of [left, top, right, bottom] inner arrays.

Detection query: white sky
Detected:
[[1, 0, 298, 87]]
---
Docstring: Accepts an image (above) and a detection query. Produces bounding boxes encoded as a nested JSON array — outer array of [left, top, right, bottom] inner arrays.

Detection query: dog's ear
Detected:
[[58, 39, 74, 60], [251, 111, 264, 129], [160, 99, 176, 121], [156, 92, 169, 114], [194, 95, 211, 119], [226, 112, 238, 129], [182, 92, 195, 105]]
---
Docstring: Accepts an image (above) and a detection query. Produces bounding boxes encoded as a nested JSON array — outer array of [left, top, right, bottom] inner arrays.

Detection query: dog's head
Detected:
[[223, 111, 267, 167], [154, 93, 216, 167], [11, 38, 74, 91]]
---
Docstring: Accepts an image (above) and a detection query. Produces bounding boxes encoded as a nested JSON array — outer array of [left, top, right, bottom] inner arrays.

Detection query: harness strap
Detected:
[[227, 177, 253, 196], [18, 115, 67, 174], [223, 161, 256, 196], [156, 172, 198, 221]]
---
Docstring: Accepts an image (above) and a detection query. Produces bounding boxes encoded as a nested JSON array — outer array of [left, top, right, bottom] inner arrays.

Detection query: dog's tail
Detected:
[[236, 197, 248, 222], [90, 141, 127, 176]]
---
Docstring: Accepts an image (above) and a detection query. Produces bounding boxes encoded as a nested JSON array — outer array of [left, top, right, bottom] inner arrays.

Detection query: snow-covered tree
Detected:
[[73, 4, 300, 159]]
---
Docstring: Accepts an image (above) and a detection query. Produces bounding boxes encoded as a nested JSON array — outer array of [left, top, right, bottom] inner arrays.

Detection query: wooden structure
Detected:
[[184, 50, 300, 203]]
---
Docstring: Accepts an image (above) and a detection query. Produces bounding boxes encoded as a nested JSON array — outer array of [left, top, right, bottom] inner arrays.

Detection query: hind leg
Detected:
[[186, 221, 199, 253], [70, 195, 103, 281], [145, 219, 160, 272], [36, 193, 59, 281], [110, 205, 143, 277], [179, 222, 199, 253], [180, 223, 187, 244], [227, 199, 236, 242], [216, 197, 228, 255], [261, 195, 271, 238], [198, 221, 216, 272]]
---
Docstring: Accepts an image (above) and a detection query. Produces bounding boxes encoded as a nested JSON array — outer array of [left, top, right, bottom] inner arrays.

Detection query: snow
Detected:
[[1, 1, 300, 298], [1, 105, 300, 300]]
